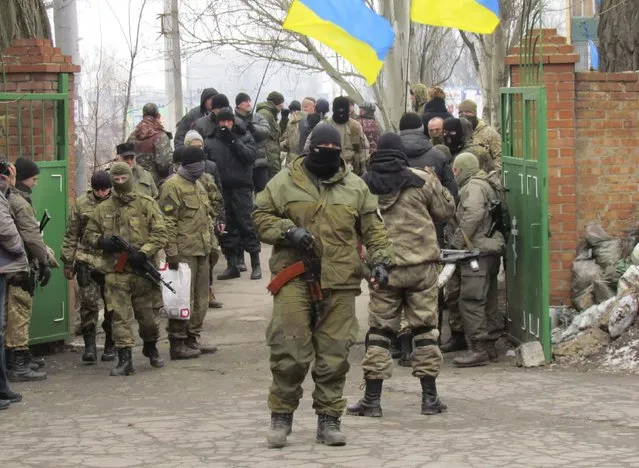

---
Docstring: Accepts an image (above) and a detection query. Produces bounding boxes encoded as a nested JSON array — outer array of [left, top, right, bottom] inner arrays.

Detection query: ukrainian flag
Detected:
[[411, 0, 500, 34], [282, 0, 395, 85]]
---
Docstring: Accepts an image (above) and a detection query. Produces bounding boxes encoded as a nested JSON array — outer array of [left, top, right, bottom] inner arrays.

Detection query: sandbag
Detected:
[[618, 265, 639, 297], [608, 294, 638, 338], [573, 284, 595, 312], [593, 279, 615, 303], [593, 239, 623, 269], [584, 224, 612, 247]]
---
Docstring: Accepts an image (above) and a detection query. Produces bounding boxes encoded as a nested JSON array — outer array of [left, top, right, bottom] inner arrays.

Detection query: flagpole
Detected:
[[404, 25, 412, 114], [255, 28, 284, 106]]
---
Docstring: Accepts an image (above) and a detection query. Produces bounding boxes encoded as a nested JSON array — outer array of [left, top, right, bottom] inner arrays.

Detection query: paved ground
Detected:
[[4, 250, 639, 467]]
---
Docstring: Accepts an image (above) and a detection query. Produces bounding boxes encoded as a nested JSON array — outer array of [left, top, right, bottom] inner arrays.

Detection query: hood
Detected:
[[134, 116, 165, 141], [289, 111, 305, 124], [458, 168, 484, 188], [200, 87, 218, 113], [424, 97, 448, 113], [412, 84, 428, 110], [400, 128, 433, 159], [290, 154, 348, 186], [256, 101, 278, 117]]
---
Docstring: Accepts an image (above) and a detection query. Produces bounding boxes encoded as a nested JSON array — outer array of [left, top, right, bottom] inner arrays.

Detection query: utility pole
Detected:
[[53, 0, 85, 194], [161, 0, 184, 135]]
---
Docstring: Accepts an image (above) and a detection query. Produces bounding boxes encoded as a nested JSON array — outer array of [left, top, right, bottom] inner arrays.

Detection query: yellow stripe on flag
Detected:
[[411, 0, 500, 34]]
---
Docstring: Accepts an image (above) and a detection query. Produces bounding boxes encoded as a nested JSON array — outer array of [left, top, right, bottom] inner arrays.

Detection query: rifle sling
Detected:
[[267, 261, 305, 296]]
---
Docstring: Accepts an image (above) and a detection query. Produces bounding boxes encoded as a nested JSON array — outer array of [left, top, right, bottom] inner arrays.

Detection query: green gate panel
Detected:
[[500, 87, 551, 360], [29, 161, 70, 345]]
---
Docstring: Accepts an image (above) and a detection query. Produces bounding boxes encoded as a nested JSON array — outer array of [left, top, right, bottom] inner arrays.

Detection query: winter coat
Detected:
[[377, 168, 455, 266], [280, 111, 305, 165], [159, 173, 213, 259], [235, 109, 270, 169], [256, 101, 281, 172], [412, 84, 429, 115], [473, 120, 502, 171], [127, 116, 173, 185], [422, 97, 453, 128], [7, 186, 49, 266], [357, 113, 381, 152], [203, 126, 258, 190], [61, 190, 107, 268], [0, 183, 28, 276], [132, 164, 158, 198], [194, 113, 217, 140], [253, 157, 394, 291], [174, 88, 218, 148]]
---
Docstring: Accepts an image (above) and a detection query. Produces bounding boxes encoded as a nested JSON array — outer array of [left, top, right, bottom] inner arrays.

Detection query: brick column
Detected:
[[506, 29, 579, 305]]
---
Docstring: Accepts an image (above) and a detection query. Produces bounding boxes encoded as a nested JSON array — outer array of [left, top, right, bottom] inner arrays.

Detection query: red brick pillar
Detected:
[[506, 29, 579, 305], [0, 39, 80, 195]]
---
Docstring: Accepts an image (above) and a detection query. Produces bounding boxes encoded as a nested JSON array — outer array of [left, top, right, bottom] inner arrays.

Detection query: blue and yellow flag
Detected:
[[411, 0, 500, 34], [282, 0, 395, 85]]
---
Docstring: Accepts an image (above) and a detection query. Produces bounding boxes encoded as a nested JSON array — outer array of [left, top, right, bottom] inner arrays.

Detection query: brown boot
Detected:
[[208, 286, 223, 309], [452, 341, 489, 368], [169, 339, 201, 360], [185, 335, 218, 355]]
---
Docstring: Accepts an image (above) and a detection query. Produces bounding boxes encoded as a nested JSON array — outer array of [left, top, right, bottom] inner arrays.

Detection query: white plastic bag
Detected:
[[158, 262, 191, 320]]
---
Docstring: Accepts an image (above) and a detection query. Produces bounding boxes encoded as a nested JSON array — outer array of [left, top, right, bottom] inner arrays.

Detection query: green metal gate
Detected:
[[0, 74, 71, 345], [501, 86, 551, 360]]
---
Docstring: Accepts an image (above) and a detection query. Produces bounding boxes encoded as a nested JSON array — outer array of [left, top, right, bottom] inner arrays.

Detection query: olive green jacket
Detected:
[[61, 190, 108, 267], [132, 164, 158, 198], [7, 187, 48, 265], [253, 158, 394, 290]]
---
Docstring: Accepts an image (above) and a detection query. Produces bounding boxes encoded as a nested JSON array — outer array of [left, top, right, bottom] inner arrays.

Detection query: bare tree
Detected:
[[598, 0, 639, 72], [0, 0, 52, 50], [106, 0, 149, 141], [409, 25, 464, 87]]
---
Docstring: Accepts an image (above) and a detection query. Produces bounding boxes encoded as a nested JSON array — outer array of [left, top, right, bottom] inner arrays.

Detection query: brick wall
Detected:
[[0, 38, 79, 195]]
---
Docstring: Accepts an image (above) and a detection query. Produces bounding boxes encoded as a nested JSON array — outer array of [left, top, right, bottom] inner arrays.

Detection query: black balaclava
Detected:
[[304, 123, 342, 179], [443, 117, 465, 155], [332, 96, 350, 125]]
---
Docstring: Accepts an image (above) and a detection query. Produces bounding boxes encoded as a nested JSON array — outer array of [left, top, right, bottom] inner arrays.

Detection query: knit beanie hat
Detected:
[[181, 147, 205, 166], [310, 123, 341, 149], [316, 98, 330, 115], [452, 152, 480, 172], [399, 112, 424, 131], [267, 91, 285, 105], [216, 107, 235, 122], [289, 100, 301, 112], [184, 130, 204, 146], [377, 132, 406, 154], [458, 99, 478, 116], [211, 94, 230, 110], [15, 157, 39, 181], [90, 170, 112, 190], [332, 96, 351, 124], [235, 92, 251, 107]]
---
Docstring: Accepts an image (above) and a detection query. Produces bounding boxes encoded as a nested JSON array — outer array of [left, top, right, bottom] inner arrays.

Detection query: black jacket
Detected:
[[204, 126, 258, 190], [175, 88, 218, 148], [422, 97, 453, 128], [400, 128, 458, 200]]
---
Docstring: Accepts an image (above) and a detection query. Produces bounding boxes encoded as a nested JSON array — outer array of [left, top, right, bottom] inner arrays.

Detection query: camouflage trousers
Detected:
[[266, 280, 358, 417], [362, 263, 442, 380], [4, 285, 32, 350], [167, 255, 210, 340], [105, 273, 161, 348], [78, 271, 108, 333]]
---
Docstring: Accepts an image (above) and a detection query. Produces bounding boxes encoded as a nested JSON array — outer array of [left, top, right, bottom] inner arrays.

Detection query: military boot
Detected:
[[486, 340, 499, 362], [142, 341, 165, 368], [8, 350, 46, 382], [346, 379, 383, 417], [238, 253, 247, 272], [440, 331, 468, 353], [397, 333, 413, 368], [169, 339, 201, 360], [316, 414, 346, 446], [28, 352, 45, 369], [185, 335, 217, 355], [250, 252, 262, 280], [102, 311, 116, 362], [110, 348, 134, 376], [266, 413, 293, 448], [452, 341, 490, 368], [0, 388, 22, 403], [82, 326, 97, 363], [217, 255, 240, 281], [208, 286, 223, 309], [420, 376, 448, 415], [0, 399, 9, 410]]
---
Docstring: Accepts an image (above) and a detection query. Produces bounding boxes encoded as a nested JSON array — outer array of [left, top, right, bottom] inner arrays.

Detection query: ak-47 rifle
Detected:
[[39, 209, 51, 233], [22, 210, 53, 296], [437, 249, 481, 288], [110, 235, 176, 293]]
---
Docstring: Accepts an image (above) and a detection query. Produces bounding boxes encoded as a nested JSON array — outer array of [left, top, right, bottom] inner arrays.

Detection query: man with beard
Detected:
[[256, 91, 286, 180], [458, 99, 502, 172], [115, 143, 158, 198], [253, 123, 393, 448], [61, 171, 115, 363], [203, 108, 260, 281], [127, 103, 173, 187], [234, 92, 271, 193], [427, 117, 445, 145], [174, 87, 218, 148], [347, 133, 454, 418]]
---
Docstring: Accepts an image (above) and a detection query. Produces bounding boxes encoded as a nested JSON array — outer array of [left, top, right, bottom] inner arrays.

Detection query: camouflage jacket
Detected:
[[253, 157, 394, 291], [84, 191, 167, 274], [451, 171, 505, 254], [7, 187, 48, 265], [61, 190, 107, 268], [158, 173, 212, 258], [473, 120, 502, 171], [127, 116, 173, 186], [455, 141, 493, 174], [303, 117, 370, 176], [280, 111, 304, 165], [256, 101, 281, 163], [377, 168, 455, 267], [357, 115, 381, 152], [132, 164, 158, 198]]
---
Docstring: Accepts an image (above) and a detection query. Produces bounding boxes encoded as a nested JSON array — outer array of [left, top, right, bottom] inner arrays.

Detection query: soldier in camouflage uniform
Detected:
[[127, 103, 173, 187], [256, 91, 286, 179], [84, 163, 168, 376], [443, 117, 492, 173], [115, 142, 158, 198], [280, 100, 304, 166], [253, 124, 394, 448], [61, 171, 115, 363], [458, 99, 502, 172], [159, 147, 216, 360], [303, 97, 370, 177], [411, 84, 429, 115], [5, 158, 51, 382], [356, 102, 381, 152], [348, 133, 455, 418]]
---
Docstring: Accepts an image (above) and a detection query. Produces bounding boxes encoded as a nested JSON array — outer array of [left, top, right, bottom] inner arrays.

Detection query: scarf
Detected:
[[179, 162, 205, 182], [363, 149, 425, 196]]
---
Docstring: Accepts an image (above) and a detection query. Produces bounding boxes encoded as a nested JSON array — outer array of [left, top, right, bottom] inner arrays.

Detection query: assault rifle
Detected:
[[23, 210, 53, 296], [110, 235, 176, 293], [39, 209, 51, 233], [437, 249, 481, 288]]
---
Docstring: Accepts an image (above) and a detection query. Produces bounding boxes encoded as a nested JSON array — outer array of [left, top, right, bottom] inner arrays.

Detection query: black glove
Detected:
[[371, 264, 389, 289], [97, 236, 120, 253], [247, 120, 256, 134], [39, 263, 52, 288], [167, 256, 179, 270], [128, 251, 147, 269], [285, 227, 314, 251], [281, 109, 290, 120], [219, 127, 236, 145], [233, 123, 247, 136]]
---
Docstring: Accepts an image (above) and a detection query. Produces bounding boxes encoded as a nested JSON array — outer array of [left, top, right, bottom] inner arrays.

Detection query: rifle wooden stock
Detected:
[[267, 261, 305, 295]]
